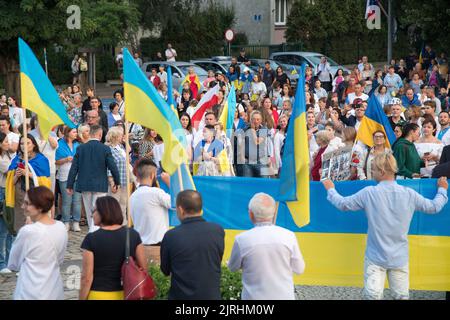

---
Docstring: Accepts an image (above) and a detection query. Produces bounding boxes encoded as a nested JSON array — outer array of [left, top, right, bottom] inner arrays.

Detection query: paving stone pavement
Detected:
[[0, 225, 446, 300]]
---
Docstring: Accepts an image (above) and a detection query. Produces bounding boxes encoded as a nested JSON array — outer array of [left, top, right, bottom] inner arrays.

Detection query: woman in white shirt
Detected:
[[250, 74, 267, 102], [273, 114, 288, 175], [0, 132, 13, 273], [8, 186, 68, 300], [325, 122, 344, 151], [180, 112, 194, 164], [415, 118, 443, 177]]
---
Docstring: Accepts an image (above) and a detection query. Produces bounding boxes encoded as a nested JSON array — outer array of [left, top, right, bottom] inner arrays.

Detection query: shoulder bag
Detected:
[[121, 227, 157, 300]]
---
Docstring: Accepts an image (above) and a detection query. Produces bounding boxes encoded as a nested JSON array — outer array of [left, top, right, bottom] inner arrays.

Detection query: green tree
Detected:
[[0, 0, 140, 98], [139, 0, 235, 60], [396, 0, 450, 53]]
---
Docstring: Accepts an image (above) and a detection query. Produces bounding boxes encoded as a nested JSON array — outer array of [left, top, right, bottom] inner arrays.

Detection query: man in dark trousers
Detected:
[[66, 125, 121, 232], [160, 190, 225, 300]]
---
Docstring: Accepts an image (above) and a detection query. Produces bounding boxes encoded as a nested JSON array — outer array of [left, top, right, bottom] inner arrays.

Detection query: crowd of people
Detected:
[[0, 44, 449, 300]]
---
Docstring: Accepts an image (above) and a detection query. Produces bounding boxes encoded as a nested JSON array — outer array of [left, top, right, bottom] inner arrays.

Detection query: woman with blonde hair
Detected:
[[77, 124, 90, 144], [311, 130, 331, 181], [105, 126, 130, 222]]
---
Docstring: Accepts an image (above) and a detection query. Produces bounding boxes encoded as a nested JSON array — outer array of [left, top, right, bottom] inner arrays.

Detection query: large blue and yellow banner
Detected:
[[166, 177, 450, 291], [19, 38, 75, 138]]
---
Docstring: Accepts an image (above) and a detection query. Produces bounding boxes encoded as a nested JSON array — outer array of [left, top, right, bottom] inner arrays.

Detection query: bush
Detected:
[[148, 263, 242, 300]]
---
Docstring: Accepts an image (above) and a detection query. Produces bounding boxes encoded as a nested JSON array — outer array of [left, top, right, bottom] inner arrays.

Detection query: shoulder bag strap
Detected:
[[125, 226, 130, 260]]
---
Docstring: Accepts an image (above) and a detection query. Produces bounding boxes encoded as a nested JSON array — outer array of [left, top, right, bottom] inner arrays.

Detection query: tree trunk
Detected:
[[0, 55, 21, 103]]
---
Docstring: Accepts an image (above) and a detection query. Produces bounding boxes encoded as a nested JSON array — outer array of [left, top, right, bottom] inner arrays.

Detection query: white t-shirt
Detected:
[[228, 224, 305, 300], [130, 186, 171, 245], [8, 221, 68, 300], [165, 48, 177, 62], [152, 143, 165, 168], [346, 92, 369, 104]]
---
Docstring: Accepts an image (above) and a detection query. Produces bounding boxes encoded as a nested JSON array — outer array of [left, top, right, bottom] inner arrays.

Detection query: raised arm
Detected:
[[322, 179, 366, 212], [413, 177, 448, 214]]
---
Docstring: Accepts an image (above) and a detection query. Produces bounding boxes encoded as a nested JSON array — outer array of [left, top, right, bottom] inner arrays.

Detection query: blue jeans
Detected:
[[0, 187, 14, 270], [59, 180, 82, 223]]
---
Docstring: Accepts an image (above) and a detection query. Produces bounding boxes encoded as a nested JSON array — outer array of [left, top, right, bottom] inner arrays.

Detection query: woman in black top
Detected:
[[79, 196, 146, 300], [275, 66, 290, 87]]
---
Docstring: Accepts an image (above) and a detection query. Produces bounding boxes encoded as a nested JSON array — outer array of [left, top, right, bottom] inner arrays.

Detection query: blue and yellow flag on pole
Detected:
[[277, 65, 310, 227], [166, 66, 179, 117], [123, 48, 195, 204], [356, 94, 396, 148], [19, 38, 75, 138], [217, 85, 236, 174]]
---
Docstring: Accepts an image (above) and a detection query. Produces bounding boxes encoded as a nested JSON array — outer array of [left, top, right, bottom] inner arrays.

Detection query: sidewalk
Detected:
[[0, 225, 445, 300]]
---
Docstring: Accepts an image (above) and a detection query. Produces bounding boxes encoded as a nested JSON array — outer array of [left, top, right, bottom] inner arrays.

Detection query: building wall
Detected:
[[220, 0, 272, 44]]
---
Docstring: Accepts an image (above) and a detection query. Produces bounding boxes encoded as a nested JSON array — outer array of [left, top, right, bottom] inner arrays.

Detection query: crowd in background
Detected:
[[0, 44, 449, 300]]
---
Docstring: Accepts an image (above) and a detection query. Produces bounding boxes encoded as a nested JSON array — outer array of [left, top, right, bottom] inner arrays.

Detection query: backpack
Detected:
[[79, 58, 88, 72]]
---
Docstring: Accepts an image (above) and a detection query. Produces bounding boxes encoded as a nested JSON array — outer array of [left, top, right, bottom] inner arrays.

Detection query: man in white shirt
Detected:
[[228, 193, 305, 300], [130, 158, 171, 247], [345, 81, 369, 105], [158, 65, 168, 84], [165, 43, 177, 62], [315, 56, 332, 92]]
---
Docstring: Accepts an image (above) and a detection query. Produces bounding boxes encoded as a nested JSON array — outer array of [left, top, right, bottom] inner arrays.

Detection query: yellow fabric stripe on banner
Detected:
[[37, 176, 51, 189], [5, 171, 15, 207], [223, 230, 450, 291], [286, 113, 310, 227], [20, 73, 65, 139], [124, 83, 187, 175]]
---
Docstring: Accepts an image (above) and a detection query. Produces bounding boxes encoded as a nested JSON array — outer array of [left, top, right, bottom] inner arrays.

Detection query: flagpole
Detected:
[[177, 166, 184, 192], [22, 107, 30, 190], [125, 120, 132, 227]]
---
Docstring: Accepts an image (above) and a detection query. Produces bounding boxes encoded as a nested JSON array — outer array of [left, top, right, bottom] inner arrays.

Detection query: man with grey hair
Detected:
[[228, 193, 305, 300]]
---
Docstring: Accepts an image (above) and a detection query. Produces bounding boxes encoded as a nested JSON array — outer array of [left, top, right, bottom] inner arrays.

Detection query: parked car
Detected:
[[190, 60, 228, 74], [269, 51, 350, 79], [141, 61, 208, 91]]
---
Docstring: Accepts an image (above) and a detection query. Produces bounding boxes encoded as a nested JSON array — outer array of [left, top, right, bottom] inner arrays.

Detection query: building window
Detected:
[[275, 0, 290, 26]]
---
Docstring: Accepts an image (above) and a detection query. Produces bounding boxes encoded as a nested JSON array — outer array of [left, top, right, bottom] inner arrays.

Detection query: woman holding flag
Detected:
[[4, 134, 51, 235]]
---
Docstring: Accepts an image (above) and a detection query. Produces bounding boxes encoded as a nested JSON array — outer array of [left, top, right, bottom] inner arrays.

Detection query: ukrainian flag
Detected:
[[19, 38, 75, 138], [356, 94, 396, 148], [4, 153, 51, 235], [277, 64, 310, 227], [217, 85, 237, 174], [166, 66, 179, 117], [123, 49, 195, 204]]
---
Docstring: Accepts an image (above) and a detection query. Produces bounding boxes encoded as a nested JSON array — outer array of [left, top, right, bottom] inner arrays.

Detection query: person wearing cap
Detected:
[[237, 48, 250, 66], [240, 67, 253, 95], [388, 98, 407, 131]]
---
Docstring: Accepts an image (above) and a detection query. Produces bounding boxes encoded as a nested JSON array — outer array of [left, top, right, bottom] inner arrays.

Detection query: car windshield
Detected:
[[177, 65, 208, 76], [308, 55, 339, 67]]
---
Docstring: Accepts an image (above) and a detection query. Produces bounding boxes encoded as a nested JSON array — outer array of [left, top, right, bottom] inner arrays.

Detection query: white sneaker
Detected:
[[72, 222, 81, 232], [0, 268, 12, 274], [64, 222, 70, 231]]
